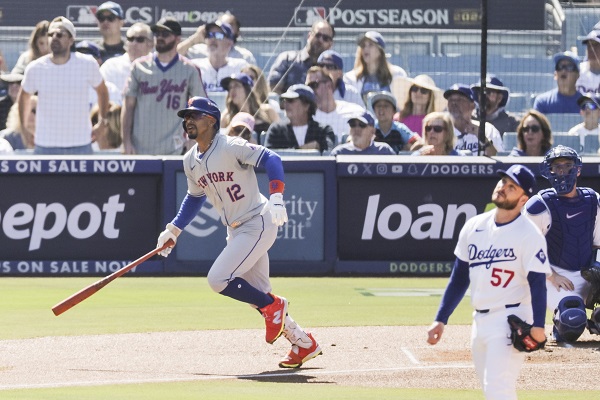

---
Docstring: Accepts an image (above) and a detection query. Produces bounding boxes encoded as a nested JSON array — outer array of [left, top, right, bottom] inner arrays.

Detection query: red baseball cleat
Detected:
[[259, 293, 288, 344], [278, 332, 322, 368]]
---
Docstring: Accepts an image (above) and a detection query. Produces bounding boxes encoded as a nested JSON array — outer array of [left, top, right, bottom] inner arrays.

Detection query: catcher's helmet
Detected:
[[540, 145, 582, 195], [177, 96, 221, 132]]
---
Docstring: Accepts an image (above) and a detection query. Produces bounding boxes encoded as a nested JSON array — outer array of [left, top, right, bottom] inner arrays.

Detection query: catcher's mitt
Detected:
[[507, 314, 546, 352], [582, 265, 600, 309]]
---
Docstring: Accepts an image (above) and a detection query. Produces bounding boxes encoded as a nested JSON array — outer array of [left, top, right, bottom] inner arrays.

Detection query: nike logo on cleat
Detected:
[[566, 212, 582, 219]]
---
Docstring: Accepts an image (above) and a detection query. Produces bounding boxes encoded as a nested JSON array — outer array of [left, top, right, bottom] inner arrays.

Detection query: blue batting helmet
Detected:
[[177, 96, 221, 132], [540, 145, 582, 195]]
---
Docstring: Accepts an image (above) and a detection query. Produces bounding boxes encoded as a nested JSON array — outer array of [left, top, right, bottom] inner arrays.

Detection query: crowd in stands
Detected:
[[2, 1, 600, 156]]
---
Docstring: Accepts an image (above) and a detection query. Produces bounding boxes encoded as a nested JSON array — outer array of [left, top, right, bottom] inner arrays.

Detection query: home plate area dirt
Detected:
[[0, 326, 598, 391]]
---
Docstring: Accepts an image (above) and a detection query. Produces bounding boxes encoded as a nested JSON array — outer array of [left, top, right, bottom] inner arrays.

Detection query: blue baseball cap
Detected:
[[96, 1, 124, 19], [553, 51, 579, 71], [497, 164, 536, 197], [348, 111, 376, 127], [577, 92, 600, 108], [358, 31, 385, 49], [75, 40, 101, 59], [317, 50, 344, 70], [280, 84, 316, 105], [206, 20, 235, 40], [444, 83, 475, 102], [220, 73, 254, 91]]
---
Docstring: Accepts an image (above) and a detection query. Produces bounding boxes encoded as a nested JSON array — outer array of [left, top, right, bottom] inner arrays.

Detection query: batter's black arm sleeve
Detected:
[[435, 258, 470, 324], [527, 271, 547, 328]]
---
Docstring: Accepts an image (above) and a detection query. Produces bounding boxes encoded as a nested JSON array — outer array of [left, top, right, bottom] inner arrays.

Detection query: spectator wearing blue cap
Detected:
[[577, 28, 600, 96], [444, 84, 504, 156], [471, 75, 519, 138], [330, 111, 394, 155], [567, 93, 600, 152], [268, 20, 335, 94], [95, 1, 125, 63], [533, 51, 582, 114], [264, 84, 335, 153], [191, 21, 248, 93], [317, 50, 362, 106], [178, 13, 256, 66], [220, 72, 279, 135], [344, 31, 407, 106]]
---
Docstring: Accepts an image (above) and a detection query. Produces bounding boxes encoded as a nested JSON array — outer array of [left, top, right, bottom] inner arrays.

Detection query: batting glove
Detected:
[[157, 223, 181, 257], [261, 193, 288, 227]]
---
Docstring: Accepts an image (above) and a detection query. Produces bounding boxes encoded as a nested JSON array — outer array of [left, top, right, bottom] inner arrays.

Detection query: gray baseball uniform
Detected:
[[126, 53, 206, 154]]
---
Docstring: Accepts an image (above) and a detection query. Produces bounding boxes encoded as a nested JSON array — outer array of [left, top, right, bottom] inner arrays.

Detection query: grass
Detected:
[[1, 277, 597, 399]]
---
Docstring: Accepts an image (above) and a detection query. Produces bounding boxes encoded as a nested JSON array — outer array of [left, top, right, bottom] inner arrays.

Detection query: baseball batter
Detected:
[[427, 164, 551, 400], [157, 97, 322, 368], [524, 145, 600, 342]]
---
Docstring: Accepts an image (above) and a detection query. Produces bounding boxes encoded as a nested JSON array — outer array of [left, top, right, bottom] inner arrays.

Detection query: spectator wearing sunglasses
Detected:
[[412, 112, 459, 156], [122, 17, 207, 155], [471, 75, 519, 138], [268, 20, 335, 94], [316, 50, 362, 106], [100, 23, 154, 104], [368, 91, 420, 153], [344, 31, 407, 106], [178, 13, 256, 66], [444, 84, 504, 156], [191, 21, 248, 93], [306, 66, 364, 143], [264, 84, 335, 153], [509, 110, 553, 156], [396, 74, 443, 135], [533, 51, 582, 114], [567, 94, 600, 152], [577, 28, 600, 96], [95, 2, 125, 63], [330, 111, 394, 155]]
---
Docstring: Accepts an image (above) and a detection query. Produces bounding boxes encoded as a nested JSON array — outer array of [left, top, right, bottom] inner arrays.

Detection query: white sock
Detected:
[[283, 314, 312, 349]]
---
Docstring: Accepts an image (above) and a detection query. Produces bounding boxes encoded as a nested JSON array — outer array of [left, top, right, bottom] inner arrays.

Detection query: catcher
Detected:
[[427, 164, 551, 400], [524, 146, 600, 342]]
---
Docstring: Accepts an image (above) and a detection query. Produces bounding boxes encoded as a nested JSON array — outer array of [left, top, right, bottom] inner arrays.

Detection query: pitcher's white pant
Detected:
[[207, 213, 277, 295], [471, 305, 531, 400]]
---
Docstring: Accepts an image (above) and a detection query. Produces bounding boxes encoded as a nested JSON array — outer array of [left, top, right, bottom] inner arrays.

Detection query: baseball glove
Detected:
[[507, 314, 546, 352], [582, 265, 600, 309]]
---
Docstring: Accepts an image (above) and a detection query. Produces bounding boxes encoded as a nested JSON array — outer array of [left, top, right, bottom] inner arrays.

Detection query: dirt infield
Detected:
[[1, 326, 599, 391]]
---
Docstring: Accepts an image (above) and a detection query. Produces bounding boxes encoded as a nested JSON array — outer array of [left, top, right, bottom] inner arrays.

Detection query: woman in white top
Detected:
[[343, 31, 407, 106]]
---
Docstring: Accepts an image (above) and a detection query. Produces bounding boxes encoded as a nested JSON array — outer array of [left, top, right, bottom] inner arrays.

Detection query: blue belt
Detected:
[[476, 302, 520, 313]]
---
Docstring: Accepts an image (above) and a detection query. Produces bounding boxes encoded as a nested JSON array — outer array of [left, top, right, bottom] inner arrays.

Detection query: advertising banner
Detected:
[[0, 158, 163, 276], [0, 0, 546, 30]]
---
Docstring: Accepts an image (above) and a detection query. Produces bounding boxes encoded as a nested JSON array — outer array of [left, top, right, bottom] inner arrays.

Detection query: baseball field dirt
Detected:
[[1, 325, 598, 391]]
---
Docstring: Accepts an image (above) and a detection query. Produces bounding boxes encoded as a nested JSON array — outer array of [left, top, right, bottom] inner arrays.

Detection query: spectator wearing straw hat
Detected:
[[471, 74, 519, 138], [395, 74, 442, 134]]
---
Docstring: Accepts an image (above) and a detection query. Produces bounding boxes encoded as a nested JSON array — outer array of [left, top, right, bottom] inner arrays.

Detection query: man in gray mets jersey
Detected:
[[157, 96, 322, 368], [122, 17, 206, 155]]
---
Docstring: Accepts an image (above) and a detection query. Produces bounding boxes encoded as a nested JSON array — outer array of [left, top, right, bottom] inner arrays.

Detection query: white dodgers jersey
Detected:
[[455, 210, 551, 311]]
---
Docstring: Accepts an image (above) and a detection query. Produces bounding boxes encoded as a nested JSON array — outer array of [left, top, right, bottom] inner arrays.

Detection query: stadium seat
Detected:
[[553, 133, 581, 151], [503, 132, 518, 151], [546, 114, 582, 133], [584, 134, 600, 155]]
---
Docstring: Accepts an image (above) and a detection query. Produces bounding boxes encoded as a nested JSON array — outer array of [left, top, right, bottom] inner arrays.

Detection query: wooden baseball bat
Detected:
[[51, 239, 174, 316]]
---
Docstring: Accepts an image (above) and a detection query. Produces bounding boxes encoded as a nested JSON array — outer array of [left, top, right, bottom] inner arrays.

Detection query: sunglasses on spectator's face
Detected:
[[206, 31, 225, 40], [349, 121, 367, 128], [318, 63, 340, 71], [153, 31, 173, 38], [127, 36, 148, 43], [410, 86, 430, 94], [313, 32, 333, 42], [556, 63, 577, 72], [581, 102, 599, 111], [307, 80, 327, 90], [48, 31, 67, 39], [97, 14, 117, 23], [522, 125, 541, 133], [425, 125, 444, 133]]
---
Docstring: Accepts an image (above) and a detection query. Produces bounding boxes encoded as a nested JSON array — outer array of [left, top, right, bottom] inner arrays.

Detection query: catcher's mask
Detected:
[[540, 145, 582, 195]]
